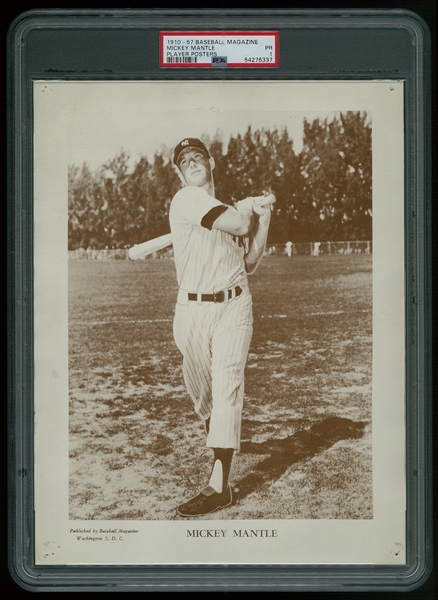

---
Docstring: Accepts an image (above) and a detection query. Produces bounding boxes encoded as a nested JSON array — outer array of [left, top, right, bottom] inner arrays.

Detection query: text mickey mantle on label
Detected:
[[160, 31, 279, 67]]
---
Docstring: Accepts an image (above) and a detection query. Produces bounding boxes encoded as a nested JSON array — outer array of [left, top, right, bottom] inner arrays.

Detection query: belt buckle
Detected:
[[213, 290, 224, 303]]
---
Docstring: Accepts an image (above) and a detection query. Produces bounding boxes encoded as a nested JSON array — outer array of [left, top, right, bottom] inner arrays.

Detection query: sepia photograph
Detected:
[[33, 80, 405, 565], [67, 85, 372, 522]]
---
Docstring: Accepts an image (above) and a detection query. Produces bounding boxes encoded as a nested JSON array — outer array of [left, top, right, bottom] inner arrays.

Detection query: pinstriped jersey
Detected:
[[169, 186, 248, 294]]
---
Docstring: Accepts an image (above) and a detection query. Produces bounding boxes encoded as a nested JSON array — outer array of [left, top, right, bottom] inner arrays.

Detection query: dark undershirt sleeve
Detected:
[[200, 204, 228, 230]]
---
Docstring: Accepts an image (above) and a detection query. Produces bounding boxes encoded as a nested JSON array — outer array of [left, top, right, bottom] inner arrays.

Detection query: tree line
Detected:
[[68, 111, 371, 249]]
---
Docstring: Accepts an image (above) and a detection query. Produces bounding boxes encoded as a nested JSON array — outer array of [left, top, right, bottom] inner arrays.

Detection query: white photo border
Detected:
[[32, 79, 405, 568]]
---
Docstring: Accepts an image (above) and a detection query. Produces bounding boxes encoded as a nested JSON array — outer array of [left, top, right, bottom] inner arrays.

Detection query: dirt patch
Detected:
[[69, 255, 372, 520]]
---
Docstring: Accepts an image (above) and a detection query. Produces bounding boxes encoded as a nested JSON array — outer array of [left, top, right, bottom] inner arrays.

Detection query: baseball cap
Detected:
[[173, 138, 210, 165]]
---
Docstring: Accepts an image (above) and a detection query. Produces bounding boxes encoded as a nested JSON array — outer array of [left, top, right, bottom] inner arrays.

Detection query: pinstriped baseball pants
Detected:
[[173, 288, 253, 450]]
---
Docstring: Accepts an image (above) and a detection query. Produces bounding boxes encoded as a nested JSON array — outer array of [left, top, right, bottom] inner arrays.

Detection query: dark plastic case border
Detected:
[[7, 8, 432, 592]]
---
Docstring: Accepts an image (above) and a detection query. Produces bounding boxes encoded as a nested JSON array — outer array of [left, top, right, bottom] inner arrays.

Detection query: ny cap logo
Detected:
[[173, 137, 209, 164]]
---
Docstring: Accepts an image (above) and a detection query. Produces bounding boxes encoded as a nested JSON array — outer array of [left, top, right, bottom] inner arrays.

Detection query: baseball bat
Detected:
[[128, 232, 173, 260], [128, 194, 275, 260]]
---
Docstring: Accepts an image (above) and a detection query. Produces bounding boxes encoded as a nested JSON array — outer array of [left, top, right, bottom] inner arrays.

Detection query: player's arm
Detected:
[[244, 206, 272, 274], [176, 187, 255, 236], [204, 205, 255, 236]]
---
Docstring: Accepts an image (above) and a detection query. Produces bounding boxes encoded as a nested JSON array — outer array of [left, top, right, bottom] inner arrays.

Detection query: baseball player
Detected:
[[169, 137, 272, 517]]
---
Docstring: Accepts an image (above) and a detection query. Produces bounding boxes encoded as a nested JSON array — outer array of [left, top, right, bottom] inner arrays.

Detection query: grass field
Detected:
[[69, 254, 372, 520]]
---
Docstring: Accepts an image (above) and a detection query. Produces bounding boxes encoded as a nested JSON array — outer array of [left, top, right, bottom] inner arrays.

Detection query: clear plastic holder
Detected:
[[7, 8, 432, 592]]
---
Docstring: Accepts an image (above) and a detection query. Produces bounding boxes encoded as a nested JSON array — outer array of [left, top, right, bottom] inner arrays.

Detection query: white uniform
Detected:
[[170, 186, 253, 450]]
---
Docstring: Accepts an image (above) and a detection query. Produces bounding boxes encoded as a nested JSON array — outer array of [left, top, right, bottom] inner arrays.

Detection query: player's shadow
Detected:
[[235, 416, 367, 501]]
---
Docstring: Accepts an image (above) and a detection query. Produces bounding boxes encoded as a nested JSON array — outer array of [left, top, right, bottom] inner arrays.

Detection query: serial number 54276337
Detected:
[[244, 57, 273, 62]]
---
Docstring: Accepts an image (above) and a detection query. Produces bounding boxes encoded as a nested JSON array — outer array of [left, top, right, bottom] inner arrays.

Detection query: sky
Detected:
[[62, 81, 348, 171]]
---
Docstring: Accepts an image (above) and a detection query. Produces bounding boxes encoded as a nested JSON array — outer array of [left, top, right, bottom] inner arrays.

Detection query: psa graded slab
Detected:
[[8, 8, 431, 592]]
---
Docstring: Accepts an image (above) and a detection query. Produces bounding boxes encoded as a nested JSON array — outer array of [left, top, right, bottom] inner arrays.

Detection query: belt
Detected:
[[188, 286, 242, 303]]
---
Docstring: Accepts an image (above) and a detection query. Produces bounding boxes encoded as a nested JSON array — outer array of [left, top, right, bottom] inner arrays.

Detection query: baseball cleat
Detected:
[[177, 485, 232, 517]]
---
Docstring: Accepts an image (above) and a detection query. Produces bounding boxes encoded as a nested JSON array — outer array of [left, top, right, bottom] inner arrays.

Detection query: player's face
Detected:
[[178, 148, 212, 187]]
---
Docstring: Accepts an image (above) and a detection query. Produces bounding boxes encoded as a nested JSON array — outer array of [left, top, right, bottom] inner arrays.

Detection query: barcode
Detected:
[[167, 57, 198, 63]]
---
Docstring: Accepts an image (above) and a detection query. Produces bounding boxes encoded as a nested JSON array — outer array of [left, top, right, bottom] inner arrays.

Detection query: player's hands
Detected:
[[236, 193, 276, 216], [253, 193, 275, 216], [235, 197, 254, 214]]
